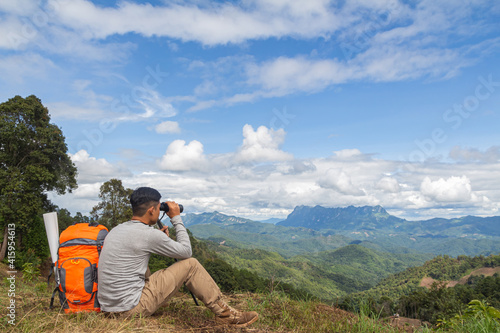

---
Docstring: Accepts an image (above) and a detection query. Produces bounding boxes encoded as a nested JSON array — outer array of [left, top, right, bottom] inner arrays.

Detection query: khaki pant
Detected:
[[124, 258, 222, 317]]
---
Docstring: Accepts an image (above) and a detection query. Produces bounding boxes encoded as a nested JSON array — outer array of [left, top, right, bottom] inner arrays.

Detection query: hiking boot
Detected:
[[209, 300, 259, 327]]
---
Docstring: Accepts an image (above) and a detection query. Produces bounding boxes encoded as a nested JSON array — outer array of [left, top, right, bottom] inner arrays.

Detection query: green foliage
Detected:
[[55, 208, 96, 233], [22, 262, 41, 283], [23, 215, 50, 261], [437, 300, 500, 332], [207, 242, 430, 302], [56, 208, 76, 231], [146, 227, 311, 300], [90, 179, 133, 229], [398, 284, 464, 323], [19, 209, 95, 265], [13, 248, 41, 270], [341, 254, 500, 324], [344, 254, 500, 308], [351, 235, 500, 258], [188, 221, 351, 257], [466, 300, 500, 321], [0, 95, 77, 260]]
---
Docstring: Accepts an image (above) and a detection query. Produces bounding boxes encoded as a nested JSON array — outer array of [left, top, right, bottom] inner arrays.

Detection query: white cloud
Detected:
[[70, 150, 131, 182], [0, 1, 135, 60], [47, 101, 108, 121], [51, 146, 500, 221], [115, 89, 177, 122], [247, 56, 353, 96], [6, 0, 488, 114], [0, 53, 56, 84], [244, 44, 464, 98], [154, 121, 181, 134], [194, 80, 218, 96], [46, 80, 115, 120], [48, 82, 176, 123], [420, 175, 472, 202], [5, 1, 498, 222], [449, 146, 500, 163], [318, 169, 365, 196], [333, 149, 364, 160], [276, 160, 317, 175], [133, 89, 177, 119], [48, 0, 337, 45], [159, 140, 207, 171], [356, 46, 463, 82], [72, 183, 101, 199], [72, 79, 113, 103], [376, 176, 400, 193], [0, 0, 39, 15], [37, 26, 135, 62], [0, 17, 26, 50], [235, 124, 293, 163], [187, 99, 218, 112]]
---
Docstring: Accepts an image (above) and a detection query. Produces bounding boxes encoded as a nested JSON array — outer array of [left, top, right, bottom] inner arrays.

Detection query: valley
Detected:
[[180, 205, 500, 302]]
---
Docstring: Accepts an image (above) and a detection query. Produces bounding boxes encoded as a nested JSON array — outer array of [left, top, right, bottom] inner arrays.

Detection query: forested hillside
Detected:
[[205, 241, 432, 301], [341, 254, 500, 323], [149, 228, 311, 300]]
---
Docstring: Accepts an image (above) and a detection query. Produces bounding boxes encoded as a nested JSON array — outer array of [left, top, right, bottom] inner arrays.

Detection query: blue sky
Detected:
[[1, 0, 500, 221]]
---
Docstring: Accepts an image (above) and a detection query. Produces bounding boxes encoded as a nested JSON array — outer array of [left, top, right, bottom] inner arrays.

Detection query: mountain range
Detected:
[[277, 205, 500, 237], [179, 205, 500, 301], [181, 205, 500, 258]]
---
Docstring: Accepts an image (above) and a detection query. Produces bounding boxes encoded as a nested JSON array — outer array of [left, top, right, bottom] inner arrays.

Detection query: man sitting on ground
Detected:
[[97, 187, 258, 327]]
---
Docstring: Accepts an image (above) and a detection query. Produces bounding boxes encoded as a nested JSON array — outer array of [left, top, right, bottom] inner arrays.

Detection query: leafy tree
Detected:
[[73, 212, 93, 224], [0, 95, 77, 260], [91, 179, 133, 229], [23, 214, 50, 262], [56, 208, 76, 231]]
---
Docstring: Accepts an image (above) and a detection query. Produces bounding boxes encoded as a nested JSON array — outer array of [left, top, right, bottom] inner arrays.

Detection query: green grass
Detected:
[[3, 264, 497, 332], [2, 271, 415, 333]]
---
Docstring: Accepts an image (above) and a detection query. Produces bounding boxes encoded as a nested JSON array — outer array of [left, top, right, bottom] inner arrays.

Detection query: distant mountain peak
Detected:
[[182, 210, 254, 227], [278, 205, 402, 231]]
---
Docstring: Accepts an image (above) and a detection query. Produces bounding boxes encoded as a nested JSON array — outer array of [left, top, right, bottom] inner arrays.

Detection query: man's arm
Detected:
[[170, 215, 192, 257], [150, 215, 192, 259]]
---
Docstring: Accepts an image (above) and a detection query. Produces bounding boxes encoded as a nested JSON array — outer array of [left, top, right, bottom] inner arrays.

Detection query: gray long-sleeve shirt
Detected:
[[97, 215, 191, 312]]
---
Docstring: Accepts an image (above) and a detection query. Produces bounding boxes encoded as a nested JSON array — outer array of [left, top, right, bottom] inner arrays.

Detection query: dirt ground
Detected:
[[419, 266, 500, 288]]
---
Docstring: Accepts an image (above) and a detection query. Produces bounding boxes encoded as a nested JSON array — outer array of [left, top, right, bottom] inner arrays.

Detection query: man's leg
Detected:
[[124, 257, 258, 327], [126, 257, 221, 316]]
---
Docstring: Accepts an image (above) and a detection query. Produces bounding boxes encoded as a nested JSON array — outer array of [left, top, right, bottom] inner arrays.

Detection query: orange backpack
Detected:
[[50, 222, 108, 313]]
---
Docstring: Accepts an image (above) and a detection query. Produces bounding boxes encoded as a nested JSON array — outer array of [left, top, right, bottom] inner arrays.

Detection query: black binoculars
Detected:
[[160, 202, 184, 213]]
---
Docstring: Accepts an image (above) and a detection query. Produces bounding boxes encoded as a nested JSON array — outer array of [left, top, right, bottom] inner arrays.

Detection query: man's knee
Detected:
[[183, 257, 201, 269], [185, 257, 199, 265]]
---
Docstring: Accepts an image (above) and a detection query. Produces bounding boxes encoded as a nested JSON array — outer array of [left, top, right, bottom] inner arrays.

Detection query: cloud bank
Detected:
[[53, 127, 500, 220]]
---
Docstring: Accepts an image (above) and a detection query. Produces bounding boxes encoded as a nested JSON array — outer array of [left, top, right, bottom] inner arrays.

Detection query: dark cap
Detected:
[[130, 187, 161, 208]]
